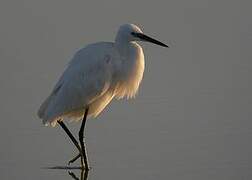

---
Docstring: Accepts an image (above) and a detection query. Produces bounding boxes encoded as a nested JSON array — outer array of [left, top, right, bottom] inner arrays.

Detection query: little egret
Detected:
[[38, 24, 168, 170]]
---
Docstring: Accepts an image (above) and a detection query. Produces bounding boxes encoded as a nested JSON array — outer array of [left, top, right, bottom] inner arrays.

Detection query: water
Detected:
[[1, 98, 252, 179], [0, 0, 252, 179]]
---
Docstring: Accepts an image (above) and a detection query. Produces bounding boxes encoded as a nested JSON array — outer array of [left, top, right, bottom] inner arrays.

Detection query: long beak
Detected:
[[134, 33, 169, 48]]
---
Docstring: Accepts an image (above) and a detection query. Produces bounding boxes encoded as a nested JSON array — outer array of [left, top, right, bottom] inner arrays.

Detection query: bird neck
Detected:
[[114, 36, 132, 57]]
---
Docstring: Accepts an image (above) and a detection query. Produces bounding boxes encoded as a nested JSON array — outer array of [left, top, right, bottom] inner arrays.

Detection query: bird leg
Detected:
[[57, 107, 89, 169], [68, 153, 81, 165], [79, 107, 89, 170], [57, 120, 84, 167], [57, 120, 82, 153]]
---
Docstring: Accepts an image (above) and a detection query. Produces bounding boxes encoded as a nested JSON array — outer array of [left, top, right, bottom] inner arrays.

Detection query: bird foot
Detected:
[[68, 153, 81, 165]]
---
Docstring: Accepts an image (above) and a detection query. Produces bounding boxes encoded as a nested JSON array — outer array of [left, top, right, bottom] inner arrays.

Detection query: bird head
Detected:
[[116, 24, 168, 48]]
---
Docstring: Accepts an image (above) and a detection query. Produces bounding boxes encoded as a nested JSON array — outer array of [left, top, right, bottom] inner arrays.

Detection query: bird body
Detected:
[[38, 25, 145, 126], [38, 24, 167, 127]]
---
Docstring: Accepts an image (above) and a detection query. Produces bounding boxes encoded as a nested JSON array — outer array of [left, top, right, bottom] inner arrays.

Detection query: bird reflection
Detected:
[[68, 169, 88, 180], [45, 166, 89, 180]]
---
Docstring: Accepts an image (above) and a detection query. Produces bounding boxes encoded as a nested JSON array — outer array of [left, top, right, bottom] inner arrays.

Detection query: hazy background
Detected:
[[0, 0, 251, 179]]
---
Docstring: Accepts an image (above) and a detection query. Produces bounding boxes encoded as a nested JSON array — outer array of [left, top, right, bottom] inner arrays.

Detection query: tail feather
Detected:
[[37, 93, 56, 125], [38, 82, 63, 126], [38, 94, 52, 119], [38, 95, 61, 127]]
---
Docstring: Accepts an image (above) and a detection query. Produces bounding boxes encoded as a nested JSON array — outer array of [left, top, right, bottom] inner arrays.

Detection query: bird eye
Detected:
[[131, 32, 137, 36]]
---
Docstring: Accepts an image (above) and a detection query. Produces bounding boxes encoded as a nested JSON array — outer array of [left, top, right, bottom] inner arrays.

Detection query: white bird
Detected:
[[38, 24, 168, 170]]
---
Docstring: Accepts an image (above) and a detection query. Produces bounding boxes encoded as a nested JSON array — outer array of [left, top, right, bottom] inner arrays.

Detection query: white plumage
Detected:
[[38, 24, 167, 127]]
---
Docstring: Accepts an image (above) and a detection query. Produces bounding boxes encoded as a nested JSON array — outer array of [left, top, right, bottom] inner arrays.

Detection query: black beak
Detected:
[[133, 32, 169, 48]]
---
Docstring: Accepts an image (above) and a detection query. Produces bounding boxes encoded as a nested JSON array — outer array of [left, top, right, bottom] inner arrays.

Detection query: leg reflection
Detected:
[[68, 169, 89, 180]]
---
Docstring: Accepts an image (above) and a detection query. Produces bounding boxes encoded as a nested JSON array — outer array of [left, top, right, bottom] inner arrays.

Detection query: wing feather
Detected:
[[38, 42, 115, 125]]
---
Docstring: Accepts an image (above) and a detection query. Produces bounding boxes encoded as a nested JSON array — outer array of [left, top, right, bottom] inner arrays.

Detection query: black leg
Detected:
[[57, 120, 82, 153], [79, 107, 89, 170], [68, 153, 81, 165]]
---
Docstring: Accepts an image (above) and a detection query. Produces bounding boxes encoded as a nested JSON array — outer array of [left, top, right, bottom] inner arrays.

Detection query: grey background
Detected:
[[0, 0, 251, 179]]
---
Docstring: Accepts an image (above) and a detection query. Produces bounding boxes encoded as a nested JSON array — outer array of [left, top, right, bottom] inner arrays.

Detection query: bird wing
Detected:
[[38, 42, 115, 124]]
